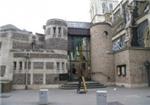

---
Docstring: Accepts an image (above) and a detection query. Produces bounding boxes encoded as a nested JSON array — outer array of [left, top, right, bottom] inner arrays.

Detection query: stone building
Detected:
[[90, 0, 119, 23], [0, 0, 150, 91], [91, 0, 150, 87], [111, 0, 150, 87], [0, 20, 91, 90]]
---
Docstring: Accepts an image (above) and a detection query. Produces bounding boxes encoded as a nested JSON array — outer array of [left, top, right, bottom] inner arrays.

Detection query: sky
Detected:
[[0, 0, 121, 34]]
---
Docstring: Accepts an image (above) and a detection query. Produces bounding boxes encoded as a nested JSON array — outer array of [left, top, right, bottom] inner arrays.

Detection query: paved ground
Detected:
[[1, 87, 150, 105]]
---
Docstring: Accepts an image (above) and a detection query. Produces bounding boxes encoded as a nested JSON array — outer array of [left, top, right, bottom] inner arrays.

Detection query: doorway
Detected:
[[68, 61, 91, 81]]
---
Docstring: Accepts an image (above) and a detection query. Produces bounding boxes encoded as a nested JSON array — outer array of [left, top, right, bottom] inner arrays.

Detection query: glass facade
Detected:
[[68, 35, 91, 81]]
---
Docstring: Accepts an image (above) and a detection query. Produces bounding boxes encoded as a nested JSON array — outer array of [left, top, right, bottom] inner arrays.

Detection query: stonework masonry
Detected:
[[90, 23, 115, 85], [1, 0, 150, 90]]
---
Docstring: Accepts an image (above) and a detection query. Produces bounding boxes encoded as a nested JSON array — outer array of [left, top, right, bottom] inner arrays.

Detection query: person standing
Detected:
[[76, 58, 86, 93]]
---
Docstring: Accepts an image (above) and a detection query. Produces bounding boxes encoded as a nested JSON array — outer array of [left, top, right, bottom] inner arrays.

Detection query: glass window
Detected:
[[28, 62, 31, 69], [122, 66, 126, 76], [13, 61, 17, 70], [117, 65, 126, 77], [112, 35, 126, 52], [62, 62, 65, 70], [56, 62, 60, 70], [117, 66, 122, 76], [63, 28, 67, 36], [58, 27, 61, 37], [33, 62, 44, 69], [109, 3, 113, 11], [46, 62, 54, 69], [0, 65, 6, 77], [102, 2, 108, 13], [53, 27, 56, 37], [24, 62, 27, 69], [68, 36, 90, 63], [102, 3, 106, 13], [19, 61, 22, 70]]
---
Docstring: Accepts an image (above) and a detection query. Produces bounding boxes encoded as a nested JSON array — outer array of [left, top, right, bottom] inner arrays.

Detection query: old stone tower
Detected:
[[44, 19, 68, 81], [90, 23, 114, 85]]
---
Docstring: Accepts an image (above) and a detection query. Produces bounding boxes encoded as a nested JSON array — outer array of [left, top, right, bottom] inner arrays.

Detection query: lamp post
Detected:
[[25, 53, 30, 90]]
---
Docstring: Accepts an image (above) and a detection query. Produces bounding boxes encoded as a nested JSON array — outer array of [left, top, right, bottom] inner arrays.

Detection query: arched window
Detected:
[[102, 2, 106, 13], [53, 27, 56, 37], [63, 28, 67, 36], [58, 27, 61, 37], [109, 3, 113, 12]]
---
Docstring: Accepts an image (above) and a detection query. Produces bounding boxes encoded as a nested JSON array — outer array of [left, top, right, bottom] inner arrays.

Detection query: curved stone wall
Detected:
[[45, 38, 67, 50], [90, 23, 115, 84], [45, 19, 68, 50]]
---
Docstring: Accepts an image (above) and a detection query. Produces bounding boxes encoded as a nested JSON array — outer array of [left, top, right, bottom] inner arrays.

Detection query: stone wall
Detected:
[[13, 53, 67, 59], [90, 23, 115, 85], [13, 41, 31, 49], [114, 48, 150, 87], [33, 62, 44, 69], [46, 62, 54, 69], [129, 48, 150, 87], [0, 32, 8, 37], [114, 50, 130, 85], [33, 74, 43, 84], [13, 74, 30, 84], [11, 33, 29, 41], [45, 38, 67, 50], [46, 74, 59, 84]]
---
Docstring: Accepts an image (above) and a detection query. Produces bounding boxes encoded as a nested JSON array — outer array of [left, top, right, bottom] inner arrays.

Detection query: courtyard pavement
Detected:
[[0, 87, 150, 105]]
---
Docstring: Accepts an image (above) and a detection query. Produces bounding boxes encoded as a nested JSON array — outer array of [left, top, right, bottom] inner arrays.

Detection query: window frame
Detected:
[[117, 65, 126, 77]]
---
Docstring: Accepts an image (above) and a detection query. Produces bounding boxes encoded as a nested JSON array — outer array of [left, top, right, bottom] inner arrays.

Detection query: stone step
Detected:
[[60, 81, 106, 89]]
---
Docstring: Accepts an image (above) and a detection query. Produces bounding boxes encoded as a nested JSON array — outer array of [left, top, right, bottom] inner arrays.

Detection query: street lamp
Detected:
[[25, 53, 30, 90]]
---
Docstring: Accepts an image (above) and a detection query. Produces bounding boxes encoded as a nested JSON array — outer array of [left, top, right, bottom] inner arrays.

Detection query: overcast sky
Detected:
[[0, 0, 121, 34]]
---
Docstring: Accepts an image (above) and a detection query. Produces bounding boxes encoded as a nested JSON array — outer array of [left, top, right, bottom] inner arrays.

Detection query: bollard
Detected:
[[39, 89, 48, 105], [96, 90, 107, 105]]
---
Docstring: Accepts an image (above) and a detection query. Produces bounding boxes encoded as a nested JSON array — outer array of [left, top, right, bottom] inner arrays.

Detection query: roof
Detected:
[[67, 21, 91, 29], [46, 18, 67, 26], [68, 28, 90, 36], [0, 24, 20, 31]]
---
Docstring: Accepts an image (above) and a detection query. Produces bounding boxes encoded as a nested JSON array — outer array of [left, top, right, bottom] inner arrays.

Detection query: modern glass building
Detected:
[[67, 21, 91, 81]]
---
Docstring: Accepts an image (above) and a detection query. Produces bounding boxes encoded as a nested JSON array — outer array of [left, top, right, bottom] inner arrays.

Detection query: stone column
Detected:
[[29, 73, 33, 85], [56, 26, 59, 38], [22, 61, 25, 72], [50, 27, 53, 37], [43, 62, 46, 70], [61, 27, 63, 38], [30, 62, 33, 85], [53, 62, 56, 71], [43, 73, 46, 85], [60, 62, 62, 73]]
